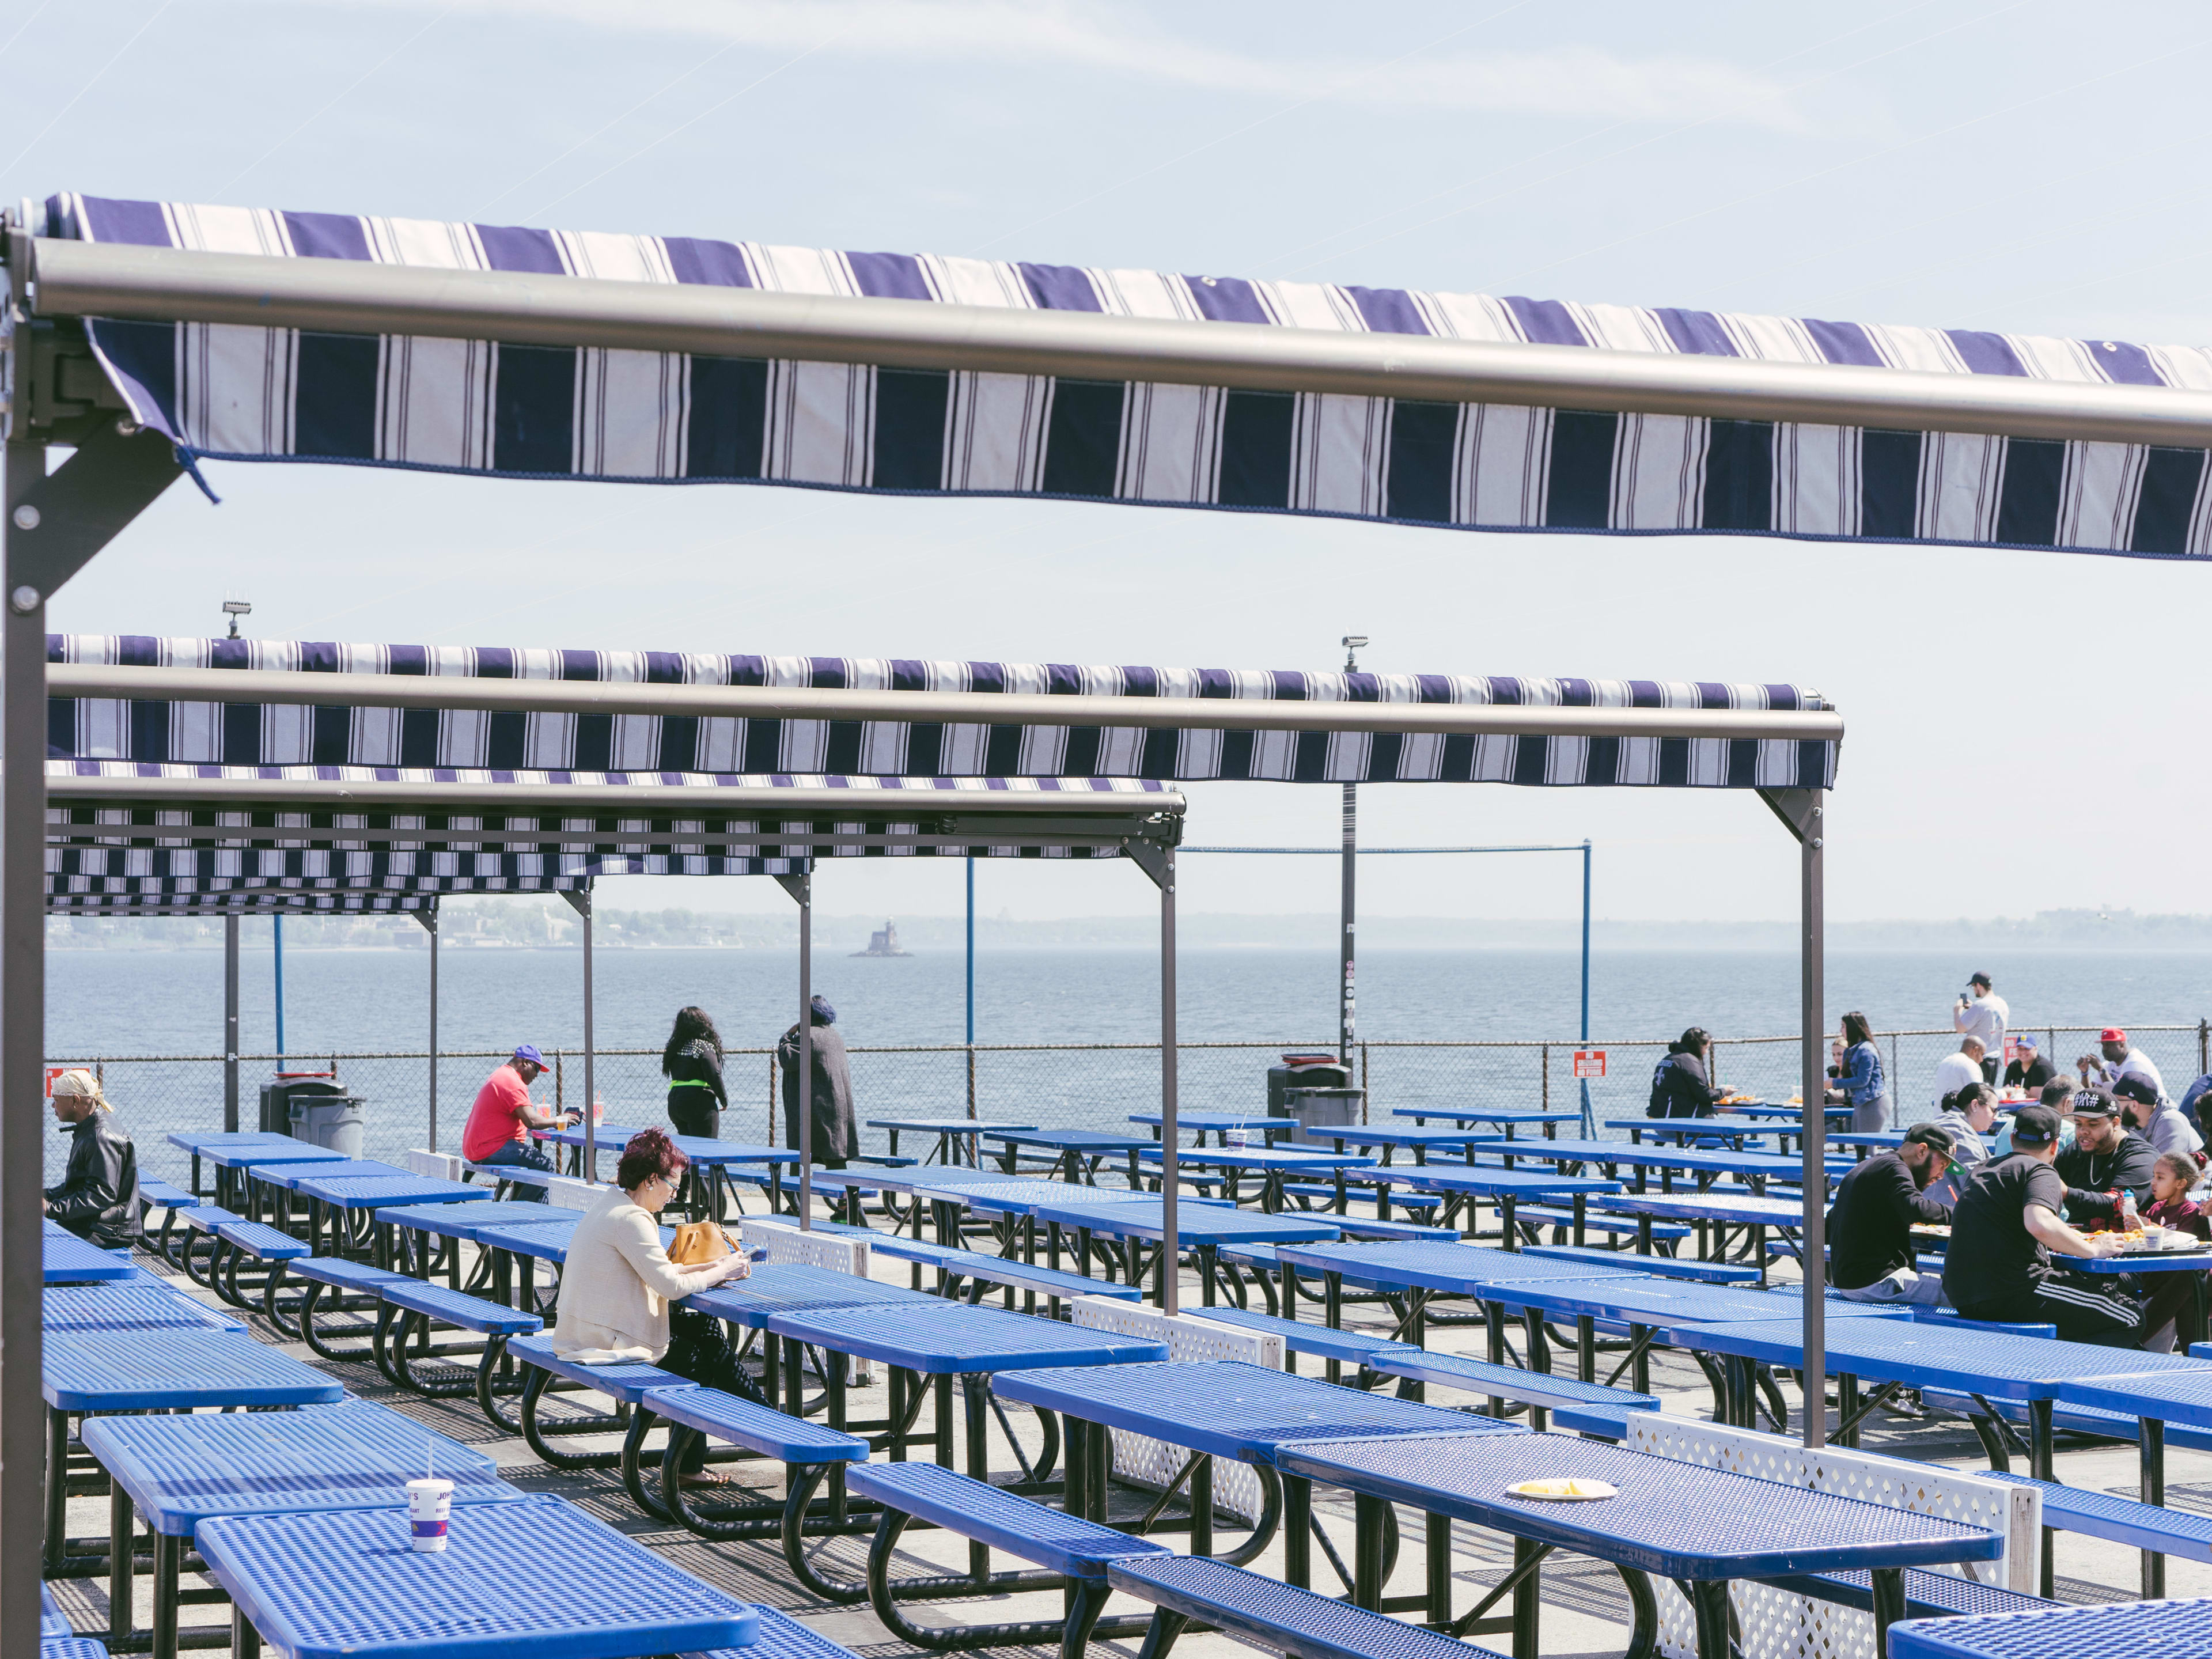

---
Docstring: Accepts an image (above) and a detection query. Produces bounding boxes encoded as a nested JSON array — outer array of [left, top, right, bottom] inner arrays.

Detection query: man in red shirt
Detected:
[[462, 1046, 569, 1202]]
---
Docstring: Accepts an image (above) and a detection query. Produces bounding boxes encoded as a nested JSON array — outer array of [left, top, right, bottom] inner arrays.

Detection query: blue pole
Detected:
[[965, 856, 975, 1046], [1578, 840, 1593, 1135], [274, 914, 286, 1058]]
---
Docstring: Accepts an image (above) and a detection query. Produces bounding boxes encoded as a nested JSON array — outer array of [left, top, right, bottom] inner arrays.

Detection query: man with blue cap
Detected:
[[462, 1044, 572, 1202]]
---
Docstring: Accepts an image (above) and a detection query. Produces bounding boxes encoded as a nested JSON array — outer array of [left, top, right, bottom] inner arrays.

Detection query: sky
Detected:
[[5, 0, 2210, 927]]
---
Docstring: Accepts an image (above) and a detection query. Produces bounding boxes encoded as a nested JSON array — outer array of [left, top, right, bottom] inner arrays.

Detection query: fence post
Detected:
[[1541, 1044, 1549, 1113], [2200, 1020, 2207, 1077], [966, 1045, 977, 1120], [1359, 1043, 1369, 1123], [554, 1052, 565, 1116], [767, 1054, 776, 1147]]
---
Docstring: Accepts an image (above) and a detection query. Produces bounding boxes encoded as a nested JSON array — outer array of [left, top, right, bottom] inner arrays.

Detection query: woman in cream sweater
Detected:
[[552, 1128, 750, 1365]]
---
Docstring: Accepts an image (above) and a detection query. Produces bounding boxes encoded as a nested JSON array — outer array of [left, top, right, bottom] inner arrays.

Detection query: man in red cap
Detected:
[[2078, 1027, 2169, 1107]]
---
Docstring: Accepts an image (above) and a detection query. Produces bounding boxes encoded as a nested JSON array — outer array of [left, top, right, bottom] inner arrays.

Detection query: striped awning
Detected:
[[36, 192, 2212, 561], [47, 635, 1837, 790], [48, 885, 437, 915]]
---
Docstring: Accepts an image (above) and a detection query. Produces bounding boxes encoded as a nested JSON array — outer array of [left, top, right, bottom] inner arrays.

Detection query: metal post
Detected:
[[223, 915, 240, 1132], [1340, 782, 1355, 1066], [798, 873, 814, 1230], [1161, 845, 1179, 1316], [1, 434, 44, 1659], [965, 854, 976, 1120], [273, 913, 285, 1056], [1799, 800, 1827, 1448], [423, 903, 440, 1152], [560, 888, 595, 1178], [1579, 840, 1593, 1136]]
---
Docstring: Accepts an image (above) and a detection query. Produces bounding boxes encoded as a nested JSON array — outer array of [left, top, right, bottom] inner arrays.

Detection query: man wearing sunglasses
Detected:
[[461, 1044, 572, 1203]]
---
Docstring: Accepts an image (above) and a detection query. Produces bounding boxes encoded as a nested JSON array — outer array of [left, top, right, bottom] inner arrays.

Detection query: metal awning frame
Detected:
[[0, 226, 1845, 1657]]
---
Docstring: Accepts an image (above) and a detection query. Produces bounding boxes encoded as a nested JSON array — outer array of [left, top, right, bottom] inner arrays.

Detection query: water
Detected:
[[48, 943, 2212, 1184]]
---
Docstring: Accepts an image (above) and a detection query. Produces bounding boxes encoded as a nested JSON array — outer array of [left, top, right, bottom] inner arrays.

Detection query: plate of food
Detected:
[[1508, 1478, 1619, 1502]]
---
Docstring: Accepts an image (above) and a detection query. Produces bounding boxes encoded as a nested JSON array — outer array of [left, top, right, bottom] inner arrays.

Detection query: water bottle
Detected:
[[2120, 1188, 2140, 1231]]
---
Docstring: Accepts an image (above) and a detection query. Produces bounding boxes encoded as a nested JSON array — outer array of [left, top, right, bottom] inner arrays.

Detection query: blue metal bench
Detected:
[[1282, 1180, 1442, 1218], [1550, 1401, 1644, 1440], [137, 1179, 199, 1267], [1368, 1347, 1659, 1433], [208, 1217, 313, 1316], [1519, 1206, 1692, 1244], [1756, 1567, 2056, 1622], [268, 1255, 407, 1351], [1983, 1468, 2212, 1599], [1521, 1243, 1761, 1285], [1332, 1217, 1461, 1243], [1217, 1243, 1392, 1316], [1923, 1388, 2212, 1454], [176, 1206, 245, 1290], [935, 1249, 1142, 1312], [506, 1334, 697, 1489], [848, 1458, 1171, 1654], [1107, 1551, 1513, 1659], [1910, 1309, 2056, 1339], [1186, 1305, 1414, 1386], [642, 1384, 872, 1551], [372, 1279, 543, 1409]]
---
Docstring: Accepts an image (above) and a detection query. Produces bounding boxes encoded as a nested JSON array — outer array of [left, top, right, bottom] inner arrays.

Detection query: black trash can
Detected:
[[1267, 1055, 1360, 1146]]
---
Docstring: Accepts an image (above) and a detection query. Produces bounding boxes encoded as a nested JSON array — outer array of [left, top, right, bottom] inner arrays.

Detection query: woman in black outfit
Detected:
[[661, 1006, 728, 1139], [1647, 1026, 1722, 1119]]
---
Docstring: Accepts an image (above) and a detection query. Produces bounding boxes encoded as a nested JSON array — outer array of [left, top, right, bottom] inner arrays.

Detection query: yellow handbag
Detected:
[[666, 1221, 734, 1266]]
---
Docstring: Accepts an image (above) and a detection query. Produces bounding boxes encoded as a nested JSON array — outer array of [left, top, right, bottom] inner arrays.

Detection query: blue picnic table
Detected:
[[194, 1494, 763, 1658], [1316, 1124, 1495, 1164], [41, 1234, 137, 1283], [1392, 1108, 1577, 1138], [290, 1172, 490, 1264], [1603, 1116, 1777, 1148], [1276, 1430, 2002, 1657], [983, 1126, 1156, 1185], [243, 1156, 408, 1226], [1127, 1109, 1297, 1148], [82, 1399, 521, 1659], [376, 1198, 586, 1289], [162, 1130, 313, 1201], [1138, 1143, 1379, 1213], [41, 1283, 243, 1334], [994, 1357, 1518, 1594], [40, 1329, 347, 1578], [870, 1117, 1037, 1166], [690, 1262, 934, 1413], [1472, 1135, 1826, 1196], [1377, 1163, 1624, 1241], [1027, 1194, 1342, 1308], [1887, 1600, 2210, 1659]]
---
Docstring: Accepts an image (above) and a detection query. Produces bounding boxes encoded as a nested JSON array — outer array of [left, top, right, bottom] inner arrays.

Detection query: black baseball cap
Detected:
[[2066, 1085, 2120, 1120], [2009, 1103, 2063, 1147], [1969, 972, 1992, 988], [2112, 1077, 2160, 1107], [1902, 1124, 1957, 1157]]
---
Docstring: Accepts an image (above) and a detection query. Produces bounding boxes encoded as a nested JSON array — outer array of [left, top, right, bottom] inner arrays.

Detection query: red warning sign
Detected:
[[1573, 1050, 1607, 1080]]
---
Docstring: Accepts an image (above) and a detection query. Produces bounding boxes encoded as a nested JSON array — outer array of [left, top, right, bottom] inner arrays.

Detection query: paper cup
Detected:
[[407, 1478, 454, 1552]]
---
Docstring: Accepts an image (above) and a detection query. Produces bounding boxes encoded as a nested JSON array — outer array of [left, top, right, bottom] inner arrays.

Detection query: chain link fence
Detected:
[[63, 1022, 2212, 1187]]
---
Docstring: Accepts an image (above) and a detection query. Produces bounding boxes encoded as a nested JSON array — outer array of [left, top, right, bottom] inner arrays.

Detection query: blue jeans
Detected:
[[478, 1139, 556, 1203]]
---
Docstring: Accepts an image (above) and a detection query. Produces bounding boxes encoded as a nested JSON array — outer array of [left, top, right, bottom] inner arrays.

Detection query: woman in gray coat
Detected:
[[777, 995, 855, 1168]]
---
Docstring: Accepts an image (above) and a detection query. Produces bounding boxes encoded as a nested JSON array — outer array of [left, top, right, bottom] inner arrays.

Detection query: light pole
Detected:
[[1339, 635, 1366, 1069]]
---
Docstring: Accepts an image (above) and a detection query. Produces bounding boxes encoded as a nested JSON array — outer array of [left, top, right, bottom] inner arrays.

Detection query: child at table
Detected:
[[2134, 1152, 2212, 1352]]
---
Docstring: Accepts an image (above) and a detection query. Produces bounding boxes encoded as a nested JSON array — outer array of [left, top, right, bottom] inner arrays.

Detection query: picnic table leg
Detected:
[[233, 1601, 263, 1659], [1423, 1510, 1452, 1628], [1868, 1567, 1905, 1659], [1501, 1196, 1518, 1252], [962, 1373, 992, 1579], [1199, 1244, 1219, 1307], [1686, 1579, 1730, 1659], [1189, 1454, 1214, 1557], [934, 1372, 956, 1467], [1282, 1473, 1313, 1589], [1325, 1271, 1343, 1332], [2142, 1416, 2167, 1599], [1576, 1316, 1596, 1385], [150, 1532, 181, 1659], [2029, 1399, 2056, 1482], [108, 1476, 134, 1651], [41, 1405, 68, 1574], [1351, 1492, 1388, 1610]]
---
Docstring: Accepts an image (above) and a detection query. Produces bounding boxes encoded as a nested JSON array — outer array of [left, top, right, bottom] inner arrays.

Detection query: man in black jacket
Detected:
[[1827, 1124, 1957, 1304], [44, 1070, 140, 1248], [2055, 1085, 2158, 1226]]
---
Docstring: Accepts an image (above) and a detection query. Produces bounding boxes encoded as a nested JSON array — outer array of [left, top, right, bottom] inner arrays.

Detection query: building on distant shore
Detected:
[[852, 921, 910, 958]]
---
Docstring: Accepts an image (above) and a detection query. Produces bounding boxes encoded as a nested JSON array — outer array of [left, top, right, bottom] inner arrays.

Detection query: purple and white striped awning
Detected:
[[39, 192, 2212, 561], [47, 885, 436, 915], [47, 635, 1837, 789]]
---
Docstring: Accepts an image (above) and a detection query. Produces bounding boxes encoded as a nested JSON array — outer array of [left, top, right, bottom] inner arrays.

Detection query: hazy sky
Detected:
[[6, 0, 2209, 926]]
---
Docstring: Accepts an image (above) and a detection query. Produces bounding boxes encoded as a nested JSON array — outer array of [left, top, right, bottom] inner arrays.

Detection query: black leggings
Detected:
[[667, 1092, 719, 1139], [661, 1309, 767, 1471]]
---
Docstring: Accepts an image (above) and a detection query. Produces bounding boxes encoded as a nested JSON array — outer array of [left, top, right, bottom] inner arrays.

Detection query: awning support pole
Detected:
[[0, 369, 184, 1655], [1339, 782, 1355, 1068], [1579, 840, 1593, 1137], [414, 903, 440, 1152], [562, 888, 595, 1179], [1126, 837, 1178, 1315], [1762, 786, 1827, 1449], [223, 915, 240, 1132], [775, 871, 814, 1230]]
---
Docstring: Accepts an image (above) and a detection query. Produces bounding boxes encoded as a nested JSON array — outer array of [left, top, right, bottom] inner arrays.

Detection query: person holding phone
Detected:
[[461, 1045, 570, 1203], [1953, 974, 2008, 1084]]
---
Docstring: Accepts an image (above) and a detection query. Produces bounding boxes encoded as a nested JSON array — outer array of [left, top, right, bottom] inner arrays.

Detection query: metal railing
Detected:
[[58, 1021, 2212, 1188]]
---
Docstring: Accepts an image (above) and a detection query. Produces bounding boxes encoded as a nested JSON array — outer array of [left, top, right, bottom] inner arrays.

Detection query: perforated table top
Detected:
[[167, 1130, 295, 1153], [1032, 1196, 1344, 1245], [82, 1399, 516, 1536], [1596, 1191, 1810, 1225], [1318, 1127, 1495, 1149], [984, 1128, 1156, 1152], [44, 1330, 347, 1411], [42, 1283, 244, 1333], [1389, 1165, 1624, 1198], [2058, 1366, 2212, 1425], [1127, 1111, 1282, 1127], [765, 1300, 1170, 1373], [1468, 1277, 1912, 1326], [194, 1494, 757, 1658], [293, 1174, 492, 1208], [1393, 1109, 1579, 1124], [1278, 1431, 2003, 1581], [872, 1117, 1037, 1134], [472, 1219, 590, 1262], [42, 1234, 138, 1283], [378, 1200, 581, 1238], [252, 1159, 408, 1188], [1274, 1240, 1647, 1294], [506, 1336, 690, 1403], [1141, 1146, 1380, 1171], [704, 1603, 873, 1659], [198, 1141, 353, 1169], [911, 1179, 1146, 1213], [993, 1358, 1518, 1466], [687, 1263, 931, 1328], [639, 1384, 870, 1461], [531, 1124, 648, 1151], [1660, 1319, 2212, 1401], [1885, 1596, 2212, 1658], [1472, 1138, 1816, 1181], [668, 1135, 800, 1164]]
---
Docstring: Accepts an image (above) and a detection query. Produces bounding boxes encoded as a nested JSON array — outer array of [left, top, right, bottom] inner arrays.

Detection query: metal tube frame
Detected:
[[416, 902, 439, 1152], [1339, 782, 1355, 1068], [1762, 786, 1828, 1449], [31, 235, 2212, 449], [222, 914, 240, 1132], [562, 888, 596, 1178]]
